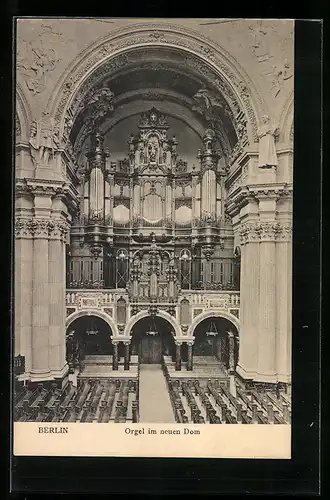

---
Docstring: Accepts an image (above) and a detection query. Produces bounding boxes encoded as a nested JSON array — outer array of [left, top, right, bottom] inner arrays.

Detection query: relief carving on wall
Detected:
[[17, 24, 62, 95], [249, 20, 293, 99]]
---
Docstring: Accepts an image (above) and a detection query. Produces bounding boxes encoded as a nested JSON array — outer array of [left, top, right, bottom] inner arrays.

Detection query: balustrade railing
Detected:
[[66, 288, 240, 307]]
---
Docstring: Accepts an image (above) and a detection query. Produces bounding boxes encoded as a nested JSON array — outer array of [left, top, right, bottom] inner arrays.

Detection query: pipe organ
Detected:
[[68, 108, 237, 295]]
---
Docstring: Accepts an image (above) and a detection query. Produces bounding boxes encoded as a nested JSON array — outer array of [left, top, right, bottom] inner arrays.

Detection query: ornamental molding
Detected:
[[247, 183, 292, 199], [47, 23, 267, 146], [15, 177, 79, 214], [15, 177, 66, 198], [15, 217, 70, 239], [239, 220, 292, 243], [225, 182, 292, 216]]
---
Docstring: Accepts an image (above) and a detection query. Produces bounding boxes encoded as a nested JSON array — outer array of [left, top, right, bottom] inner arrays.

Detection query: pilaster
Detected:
[[31, 219, 51, 380], [48, 220, 70, 378], [275, 223, 292, 382]]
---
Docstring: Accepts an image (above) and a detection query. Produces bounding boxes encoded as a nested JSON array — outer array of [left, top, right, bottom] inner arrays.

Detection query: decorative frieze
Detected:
[[15, 217, 70, 240], [239, 221, 292, 244]]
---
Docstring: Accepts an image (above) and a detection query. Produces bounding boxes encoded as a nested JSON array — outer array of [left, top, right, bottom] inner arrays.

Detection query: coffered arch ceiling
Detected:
[[68, 46, 250, 163]]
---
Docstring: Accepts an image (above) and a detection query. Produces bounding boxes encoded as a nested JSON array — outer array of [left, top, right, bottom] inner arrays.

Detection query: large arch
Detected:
[[123, 310, 181, 338], [279, 90, 294, 144], [46, 22, 268, 148], [16, 83, 33, 143], [66, 309, 119, 336], [187, 310, 240, 337]]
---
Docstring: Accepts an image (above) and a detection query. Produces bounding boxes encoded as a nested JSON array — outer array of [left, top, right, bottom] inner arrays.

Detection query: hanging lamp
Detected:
[[146, 315, 158, 336], [205, 319, 218, 337], [86, 317, 99, 336]]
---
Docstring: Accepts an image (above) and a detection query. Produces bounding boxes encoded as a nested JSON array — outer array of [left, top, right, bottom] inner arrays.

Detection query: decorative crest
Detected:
[[138, 108, 168, 129]]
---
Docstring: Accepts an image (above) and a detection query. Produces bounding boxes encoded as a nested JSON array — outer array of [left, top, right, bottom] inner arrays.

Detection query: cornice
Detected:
[[225, 182, 292, 217], [15, 177, 80, 215]]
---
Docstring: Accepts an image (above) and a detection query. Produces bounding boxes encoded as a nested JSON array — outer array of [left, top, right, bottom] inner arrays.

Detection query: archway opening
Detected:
[[66, 315, 113, 368], [130, 315, 176, 364], [193, 316, 239, 369]]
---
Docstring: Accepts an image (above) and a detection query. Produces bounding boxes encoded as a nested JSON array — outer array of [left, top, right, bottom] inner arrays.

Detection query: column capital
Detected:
[[15, 217, 70, 241], [239, 220, 292, 244]]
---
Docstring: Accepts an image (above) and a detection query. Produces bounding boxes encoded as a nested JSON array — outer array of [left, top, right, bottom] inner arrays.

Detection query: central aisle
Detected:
[[139, 364, 175, 423]]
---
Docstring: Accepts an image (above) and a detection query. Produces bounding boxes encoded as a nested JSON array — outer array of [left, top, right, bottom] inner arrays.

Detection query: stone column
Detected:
[[112, 341, 119, 370], [187, 341, 194, 371], [237, 223, 260, 378], [257, 222, 277, 380], [175, 341, 182, 371], [48, 220, 69, 378], [123, 340, 130, 371], [275, 222, 292, 383], [14, 218, 33, 375], [30, 219, 52, 380]]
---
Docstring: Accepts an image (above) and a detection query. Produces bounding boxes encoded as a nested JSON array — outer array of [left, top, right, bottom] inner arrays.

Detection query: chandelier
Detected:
[[86, 318, 99, 336], [205, 319, 218, 337], [146, 315, 158, 336]]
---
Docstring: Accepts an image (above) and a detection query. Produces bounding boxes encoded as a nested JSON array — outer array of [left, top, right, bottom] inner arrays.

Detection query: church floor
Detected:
[[138, 364, 176, 423]]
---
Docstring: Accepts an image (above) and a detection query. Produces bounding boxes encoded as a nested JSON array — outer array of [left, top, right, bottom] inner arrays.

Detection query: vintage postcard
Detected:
[[13, 17, 293, 459]]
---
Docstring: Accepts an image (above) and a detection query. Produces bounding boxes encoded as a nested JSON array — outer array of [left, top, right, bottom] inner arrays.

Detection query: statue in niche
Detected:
[[148, 137, 158, 162], [257, 115, 280, 168], [29, 120, 40, 165], [39, 112, 57, 164], [28, 114, 59, 166], [139, 143, 145, 163], [162, 142, 169, 163]]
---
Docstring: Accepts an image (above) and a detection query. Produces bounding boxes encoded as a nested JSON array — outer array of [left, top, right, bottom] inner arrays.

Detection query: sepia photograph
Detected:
[[13, 17, 294, 457]]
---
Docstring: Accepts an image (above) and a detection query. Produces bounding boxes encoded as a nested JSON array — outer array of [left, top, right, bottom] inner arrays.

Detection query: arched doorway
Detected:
[[131, 316, 176, 364], [193, 317, 239, 370], [66, 315, 113, 368]]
